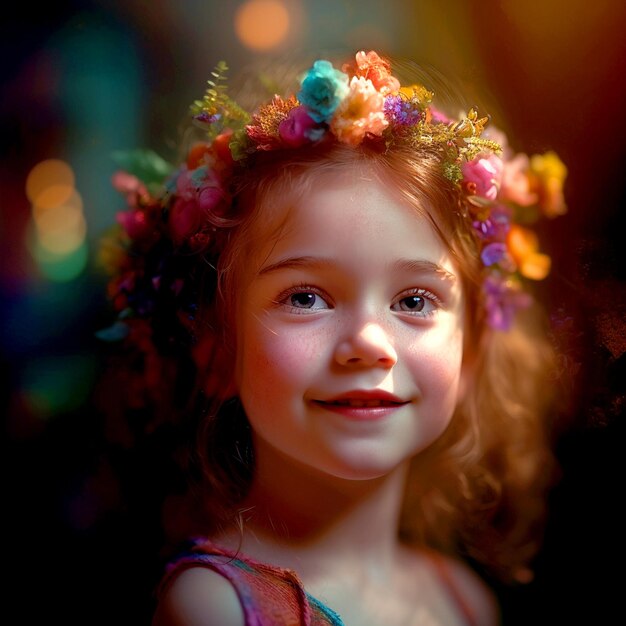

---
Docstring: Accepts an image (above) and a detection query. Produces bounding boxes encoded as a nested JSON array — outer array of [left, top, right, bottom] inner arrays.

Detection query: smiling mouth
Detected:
[[315, 399, 407, 408]]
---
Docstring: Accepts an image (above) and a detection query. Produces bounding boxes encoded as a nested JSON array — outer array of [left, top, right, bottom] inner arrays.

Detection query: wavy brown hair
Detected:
[[186, 140, 559, 583]]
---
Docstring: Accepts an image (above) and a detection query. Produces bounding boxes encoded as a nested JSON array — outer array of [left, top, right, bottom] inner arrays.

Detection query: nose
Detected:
[[334, 322, 398, 368]]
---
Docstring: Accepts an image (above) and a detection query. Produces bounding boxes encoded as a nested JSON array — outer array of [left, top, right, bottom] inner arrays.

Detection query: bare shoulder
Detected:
[[152, 566, 245, 626], [438, 555, 500, 626]]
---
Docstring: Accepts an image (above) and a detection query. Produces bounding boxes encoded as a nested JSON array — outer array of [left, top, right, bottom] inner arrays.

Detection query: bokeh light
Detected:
[[3, 3, 625, 625], [30, 183, 75, 211], [30, 237, 89, 283], [21, 354, 96, 419], [34, 192, 86, 255], [234, 0, 290, 51], [26, 159, 75, 204], [25, 160, 88, 281]]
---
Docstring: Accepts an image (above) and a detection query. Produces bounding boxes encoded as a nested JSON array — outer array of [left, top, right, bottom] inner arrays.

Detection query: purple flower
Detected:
[[481, 242, 507, 266], [194, 112, 220, 124], [473, 218, 496, 240], [483, 275, 532, 330], [383, 95, 423, 126], [489, 205, 512, 241], [473, 206, 512, 241]]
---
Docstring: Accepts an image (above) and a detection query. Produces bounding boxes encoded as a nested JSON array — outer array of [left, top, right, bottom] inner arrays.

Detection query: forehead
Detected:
[[248, 170, 457, 278]]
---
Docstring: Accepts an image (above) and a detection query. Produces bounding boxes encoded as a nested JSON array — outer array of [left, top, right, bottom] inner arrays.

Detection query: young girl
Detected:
[[99, 50, 567, 625]]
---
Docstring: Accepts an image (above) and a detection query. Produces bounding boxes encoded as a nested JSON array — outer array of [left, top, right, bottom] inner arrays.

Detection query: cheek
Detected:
[[407, 327, 464, 407], [236, 318, 328, 400]]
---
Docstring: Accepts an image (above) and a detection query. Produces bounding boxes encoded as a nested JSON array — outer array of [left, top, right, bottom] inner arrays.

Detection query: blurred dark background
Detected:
[[2, 1, 624, 624]]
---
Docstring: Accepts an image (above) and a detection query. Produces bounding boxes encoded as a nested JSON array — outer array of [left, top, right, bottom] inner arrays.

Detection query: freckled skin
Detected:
[[235, 175, 466, 481]]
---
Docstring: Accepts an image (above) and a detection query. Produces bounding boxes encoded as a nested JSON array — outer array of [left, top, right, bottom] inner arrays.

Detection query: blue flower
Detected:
[[298, 60, 349, 123]]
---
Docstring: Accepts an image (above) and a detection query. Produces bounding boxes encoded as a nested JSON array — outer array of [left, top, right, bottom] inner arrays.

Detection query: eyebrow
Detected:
[[392, 258, 457, 282], [258, 256, 332, 276], [258, 255, 456, 282]]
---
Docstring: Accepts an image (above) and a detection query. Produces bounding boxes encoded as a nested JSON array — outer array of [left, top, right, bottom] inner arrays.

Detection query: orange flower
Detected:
[[506, 224, 551, 280], [343, 50, 400, 95], [186, 142, 212, 169]]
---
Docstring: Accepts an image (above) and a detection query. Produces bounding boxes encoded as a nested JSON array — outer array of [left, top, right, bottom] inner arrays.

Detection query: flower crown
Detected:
[[99, 50, 567, 358]]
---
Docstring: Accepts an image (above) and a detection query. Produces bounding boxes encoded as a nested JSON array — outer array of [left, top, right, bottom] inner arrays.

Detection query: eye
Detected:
[[276, 285, 331, 313], [391, 288, 440, 317]]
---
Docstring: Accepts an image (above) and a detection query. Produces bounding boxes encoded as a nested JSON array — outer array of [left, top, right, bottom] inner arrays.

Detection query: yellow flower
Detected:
[[399, 84, 433, 104], [97, 226, 127, 275], [529, 151, 567, 218]]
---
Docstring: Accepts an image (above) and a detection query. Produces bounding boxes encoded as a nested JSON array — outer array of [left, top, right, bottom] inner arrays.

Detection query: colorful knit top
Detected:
[[157, 537, 343, 625], [157, 537, 480, 625]]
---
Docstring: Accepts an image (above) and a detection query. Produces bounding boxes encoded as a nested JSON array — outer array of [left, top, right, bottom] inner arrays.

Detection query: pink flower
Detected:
[[169, 166, 227, 244], [329, 76, 388, 146], [429, 106, 453, 124], [247, 95, 300, 150], [198, 185, 225, 212], [176, 166, 225, 208], [278, 106, 322, 147], [111, 171, 150, 208], [461, 154, 503, 201], [500, 154, 538, 206], [169, 197, 202, 245], [343, 50, 400, 95], [482, 125, 509, 151], [116, 208, 155, 241]]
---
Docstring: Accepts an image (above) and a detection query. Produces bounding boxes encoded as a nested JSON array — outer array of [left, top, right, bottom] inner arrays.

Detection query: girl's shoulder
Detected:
[[405, 547, 500, 626], [153, 566, 244, 626], [152, 537, 343, 626]]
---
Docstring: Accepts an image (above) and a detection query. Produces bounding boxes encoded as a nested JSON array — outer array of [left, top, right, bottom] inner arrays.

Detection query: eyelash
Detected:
[[391, 288, 442, 318], [274, 283, 332, 314], [274, 283, 443, 318]]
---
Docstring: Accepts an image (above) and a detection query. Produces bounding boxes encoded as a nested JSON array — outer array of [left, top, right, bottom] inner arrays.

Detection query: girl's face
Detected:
[[234, 171, 467, 481]]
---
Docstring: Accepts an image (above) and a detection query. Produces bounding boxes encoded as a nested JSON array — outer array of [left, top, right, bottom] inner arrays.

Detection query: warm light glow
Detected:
[[33, 188, 83, 221], [235, 0, 290, 51], [33, 189, 86, 255], [26, 159, 75, 204], [26, 161, 88, 280], [36, 208, 87, 255], [31, 183, 75, 211]]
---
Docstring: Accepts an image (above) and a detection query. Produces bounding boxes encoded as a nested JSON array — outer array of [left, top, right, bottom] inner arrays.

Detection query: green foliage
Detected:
[[189, 61, 251, 141], [111, 149, 174, 186]]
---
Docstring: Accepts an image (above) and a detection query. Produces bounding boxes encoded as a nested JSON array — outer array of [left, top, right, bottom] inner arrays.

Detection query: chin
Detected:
[[305, 445, 421, 483]]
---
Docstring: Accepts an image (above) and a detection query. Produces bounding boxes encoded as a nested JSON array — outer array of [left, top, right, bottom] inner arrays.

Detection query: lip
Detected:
[[312, 390, 410, 420]]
